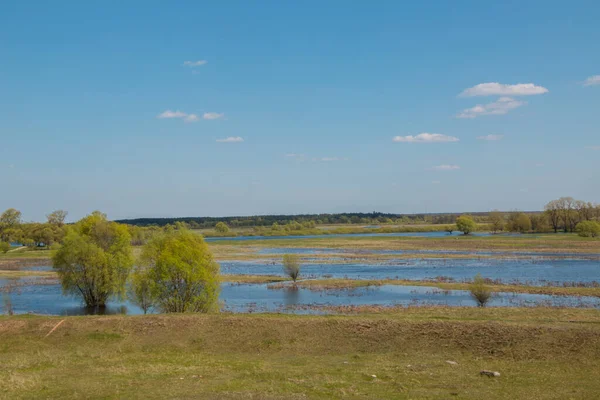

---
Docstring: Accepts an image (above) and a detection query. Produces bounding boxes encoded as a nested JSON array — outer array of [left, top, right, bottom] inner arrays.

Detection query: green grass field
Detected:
[[1, 308, 600, 399]]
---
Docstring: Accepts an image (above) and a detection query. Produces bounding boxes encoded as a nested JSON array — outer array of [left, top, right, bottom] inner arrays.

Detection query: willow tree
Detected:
[[139, 229, 220, 313], [456, 215, 476, 235], [52, 212, 133, 307]]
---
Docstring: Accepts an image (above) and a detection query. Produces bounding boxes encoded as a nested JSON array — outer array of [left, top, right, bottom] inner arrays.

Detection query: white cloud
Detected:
[[583, 75, 600, 86], [432, 180, 441, 184], [183, 60, 207, 67], [184, 114, 199, 122], [477, 134, 504, 141], [459, 82, 549, 97], [535, 163, 545, 167], [157, 110, 188, 119], [430, 165, 460, 171], [457, 97, 525, 119], [216, 136, 244, 143], [392, 133, 459, 143], [203, 112, 224, 120], [586, 146, 600, 150]]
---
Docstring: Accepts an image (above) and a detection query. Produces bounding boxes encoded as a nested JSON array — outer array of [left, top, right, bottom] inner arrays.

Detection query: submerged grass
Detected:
[[1, 310, 600, 399], [268, 278, 600, 298]]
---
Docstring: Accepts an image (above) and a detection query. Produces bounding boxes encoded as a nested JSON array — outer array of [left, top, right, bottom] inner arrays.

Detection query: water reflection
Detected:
[[2, 280, 599, 316]]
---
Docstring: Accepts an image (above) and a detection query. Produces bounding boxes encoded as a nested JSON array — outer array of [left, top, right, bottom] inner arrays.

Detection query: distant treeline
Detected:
[[116, 212, 504, 228]]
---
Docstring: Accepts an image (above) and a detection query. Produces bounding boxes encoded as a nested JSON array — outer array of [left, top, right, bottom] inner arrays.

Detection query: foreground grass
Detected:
[[1, 309, 600, 399]]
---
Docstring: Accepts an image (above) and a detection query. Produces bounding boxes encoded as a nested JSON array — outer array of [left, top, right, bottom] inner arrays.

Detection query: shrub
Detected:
[[0, 242, 10, 254], [469, 274, 492, 307], [576, 221, 600, 238], [215, 222, 230, 233], [282, 254, 301, 282]]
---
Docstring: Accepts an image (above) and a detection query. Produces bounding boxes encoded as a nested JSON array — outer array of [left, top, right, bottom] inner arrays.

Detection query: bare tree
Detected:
[[544, 200, 562, 233], [489, 211, 505, 233], [46, 210, 68, 227]]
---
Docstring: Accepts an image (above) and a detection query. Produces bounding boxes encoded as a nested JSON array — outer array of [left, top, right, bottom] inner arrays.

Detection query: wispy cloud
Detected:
[[586, 146, 600, 150], [157, 110, 188, 119], [430, 165, 460, 171], [203, 112, 224, 120], [183, 60, 207, 67], [157, 110, 222, 122], [319, 157, 342, 162], [157, 110, 200, 123], [583, 75, 600, 87], [457, 97, 525, 119], [459, 82, 548, 97], [432, 180, 441, 184], [216, 136, 244, 143], [535, 163, 545, 167], [477, 134, 504, 141], [392, 133, 459, 143], [285, 153, 306, 161]]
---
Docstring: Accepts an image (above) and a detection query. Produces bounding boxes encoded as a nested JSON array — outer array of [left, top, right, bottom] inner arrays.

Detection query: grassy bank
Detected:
[[209, 234, 600, 254], [200, 223, 491, 238], [1, 309, 600, 399]]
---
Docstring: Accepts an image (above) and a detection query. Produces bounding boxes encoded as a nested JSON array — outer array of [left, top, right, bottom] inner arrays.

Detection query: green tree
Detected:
[[576, 221, 600, 238], [282, 254, 301, 282], [0, 208, 22, 242], [0, 208, 22, 227], [214, 222, 230, 233], [488, 211, 504, 233], [456, 215, 476, 235], [47, 210, 68, 227], [52, 212, 134, 307], [140, 229, 220, 313]]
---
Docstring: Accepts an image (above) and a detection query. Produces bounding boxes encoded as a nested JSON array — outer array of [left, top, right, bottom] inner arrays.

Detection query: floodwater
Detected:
[[2, 279, 599, 316], [222, 257, 600, 286]]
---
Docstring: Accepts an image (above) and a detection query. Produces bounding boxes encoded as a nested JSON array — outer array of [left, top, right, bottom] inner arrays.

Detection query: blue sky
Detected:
[[1, 1, 599, 222]]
